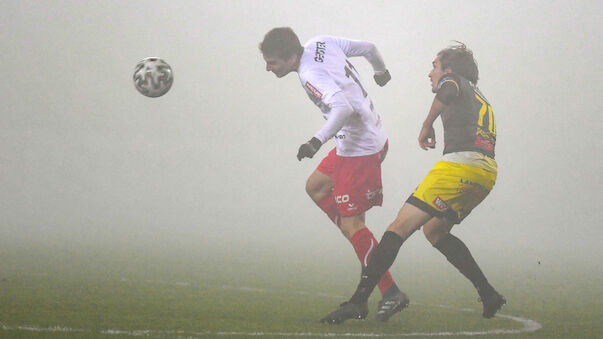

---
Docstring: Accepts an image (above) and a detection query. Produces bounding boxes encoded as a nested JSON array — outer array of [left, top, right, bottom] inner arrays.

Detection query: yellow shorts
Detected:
[[407, 160, 497, 224]]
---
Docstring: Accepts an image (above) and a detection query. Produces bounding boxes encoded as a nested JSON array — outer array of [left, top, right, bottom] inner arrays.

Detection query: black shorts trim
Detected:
[[406, 195, 460, 224]]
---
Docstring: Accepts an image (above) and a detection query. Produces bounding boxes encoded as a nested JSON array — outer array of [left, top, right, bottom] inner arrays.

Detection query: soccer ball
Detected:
[[133, 57, 174, 98]]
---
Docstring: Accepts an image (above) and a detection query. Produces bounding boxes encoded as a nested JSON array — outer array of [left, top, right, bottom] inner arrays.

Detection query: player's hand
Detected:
[[418, 125, 436, 150], [374, 69, 391, 87], [297, 137, 322, 161]]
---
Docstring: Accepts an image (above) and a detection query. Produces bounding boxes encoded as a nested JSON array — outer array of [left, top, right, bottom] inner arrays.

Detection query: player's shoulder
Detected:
[[437, 72, 461, 88], [437, 73, 462, 92], [299, 68, 329, 83], [305, 35, 334, 43], [305, 35, 347, 48]]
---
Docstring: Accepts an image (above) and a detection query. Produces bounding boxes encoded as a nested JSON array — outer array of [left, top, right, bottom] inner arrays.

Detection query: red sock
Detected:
[[350, 227, 395, 295], [316, 195, 340, 226]]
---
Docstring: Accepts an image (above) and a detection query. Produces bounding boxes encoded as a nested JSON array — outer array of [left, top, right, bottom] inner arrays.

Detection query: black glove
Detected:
[[297, 137, 322, 161], [373, 69, 391, 87]]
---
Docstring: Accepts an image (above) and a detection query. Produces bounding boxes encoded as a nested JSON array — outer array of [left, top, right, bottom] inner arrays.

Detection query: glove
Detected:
[[297, 137, 322, 161], [373, 69, 391, 87]]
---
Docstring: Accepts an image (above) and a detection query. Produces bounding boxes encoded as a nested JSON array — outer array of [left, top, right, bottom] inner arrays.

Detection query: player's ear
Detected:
[[287, 53, 298, 63]]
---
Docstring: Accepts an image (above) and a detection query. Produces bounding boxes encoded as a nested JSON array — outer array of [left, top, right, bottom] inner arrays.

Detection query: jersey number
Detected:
[[475, 94, 496, 135], [344, 60, 367, 97]]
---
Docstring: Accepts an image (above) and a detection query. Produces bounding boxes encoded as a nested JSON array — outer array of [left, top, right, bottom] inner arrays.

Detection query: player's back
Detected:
[[298, 36, 372, 114]]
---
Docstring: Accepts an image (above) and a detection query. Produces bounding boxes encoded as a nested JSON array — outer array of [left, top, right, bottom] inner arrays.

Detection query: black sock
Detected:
[[349, 231, 404, 304], [433, 233, 494, 299], [383, 284, 401, 299]]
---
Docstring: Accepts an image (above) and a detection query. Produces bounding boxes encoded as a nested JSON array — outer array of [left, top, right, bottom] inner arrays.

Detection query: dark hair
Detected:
[[438, 42, 479, 84], [259, 27, 304, 59]]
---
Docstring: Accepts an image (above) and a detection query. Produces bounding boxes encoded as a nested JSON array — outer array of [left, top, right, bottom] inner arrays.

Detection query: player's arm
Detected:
[[419, 75, 460, 150], [297, 92, 355, 161], [333, 37, 391, 86], [314, 92, 355, 143]]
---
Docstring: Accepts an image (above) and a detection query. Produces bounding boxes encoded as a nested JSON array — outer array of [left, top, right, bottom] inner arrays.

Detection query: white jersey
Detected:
[[298, 36, 388, 157]]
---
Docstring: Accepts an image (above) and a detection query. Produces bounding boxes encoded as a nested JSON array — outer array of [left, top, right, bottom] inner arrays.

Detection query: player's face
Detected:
[[263, 54, 297, 78], [428, 55, 450, 93]]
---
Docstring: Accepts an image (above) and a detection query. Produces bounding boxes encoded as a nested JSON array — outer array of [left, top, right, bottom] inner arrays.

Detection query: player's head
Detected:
[[259, 27, 303, 78], [436, 42, 479, 84]]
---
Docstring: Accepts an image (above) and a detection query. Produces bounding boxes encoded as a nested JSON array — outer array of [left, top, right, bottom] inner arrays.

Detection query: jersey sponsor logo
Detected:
[[305, 81, 323, 99], [314, 41, 326, 62], [365, 188, 382, 201], [474, 136, 494, 151], [433, 196, 449, 210], [460, 178, 489, 194], [335, 194, 350, 204], [460, 178, 474, 185]]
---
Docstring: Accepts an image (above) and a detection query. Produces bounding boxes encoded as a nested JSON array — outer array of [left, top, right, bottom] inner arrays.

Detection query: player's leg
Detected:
[[322, 214, 398, 324], [423, 217, 493, 292], [338, 214, 364, 239], [321, 203, 429, 324], [423, 218, 505, 318], [320, 146, 406, 323], [306, 148, 341, 226], [366, 203, 432, 321], [339, 215, 399, 299], [349, 203, 432, 304], [419, 160, 504, 318], [306, 169, 340, 225], [335, 146, 403, 299], [307, 150, 400, 300], [341, 161, 445, 308]]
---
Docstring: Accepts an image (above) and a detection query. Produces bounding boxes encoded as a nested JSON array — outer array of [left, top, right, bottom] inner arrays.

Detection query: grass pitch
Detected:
[[0, 233, 601, 338]]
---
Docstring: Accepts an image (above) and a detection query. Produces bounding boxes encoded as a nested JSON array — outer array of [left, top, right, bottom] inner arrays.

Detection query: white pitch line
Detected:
[[201, 310, 542, 337], [1, 283, 542, 337]]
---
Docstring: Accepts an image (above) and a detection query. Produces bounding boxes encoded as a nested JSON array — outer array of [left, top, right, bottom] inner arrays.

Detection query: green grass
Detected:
[[0, 235, 601, 338]]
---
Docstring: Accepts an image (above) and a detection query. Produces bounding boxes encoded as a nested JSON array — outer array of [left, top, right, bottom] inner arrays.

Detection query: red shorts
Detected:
[[317, 142, 388, 217]]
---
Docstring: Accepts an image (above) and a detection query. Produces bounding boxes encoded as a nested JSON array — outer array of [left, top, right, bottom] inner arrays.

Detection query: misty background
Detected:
[[1, 0, 601, 282]]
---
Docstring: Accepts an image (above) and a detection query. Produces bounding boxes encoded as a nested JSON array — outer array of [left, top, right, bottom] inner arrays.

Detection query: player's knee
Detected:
[[340, 216, 365, 240], [387, 220, 417, 242], [422, 227, 435, 245], [305, 178, 315, 196], [305, 176, 321, 196], [423, 227, 445, 246], [305, 177, 332, 202]]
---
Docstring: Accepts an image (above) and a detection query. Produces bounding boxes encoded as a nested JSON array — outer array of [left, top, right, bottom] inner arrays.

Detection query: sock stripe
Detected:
[[363, 238, 374, 267]]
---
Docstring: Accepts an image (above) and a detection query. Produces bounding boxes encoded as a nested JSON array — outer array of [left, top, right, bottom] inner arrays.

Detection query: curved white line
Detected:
[[1, 284, 542, 337]]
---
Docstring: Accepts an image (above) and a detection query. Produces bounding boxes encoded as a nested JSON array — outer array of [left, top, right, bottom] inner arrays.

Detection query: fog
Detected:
[[1, 1, 601, 274]]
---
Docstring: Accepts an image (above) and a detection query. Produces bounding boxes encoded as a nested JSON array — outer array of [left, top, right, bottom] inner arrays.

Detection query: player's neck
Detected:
[[292, 55, 301, 73]]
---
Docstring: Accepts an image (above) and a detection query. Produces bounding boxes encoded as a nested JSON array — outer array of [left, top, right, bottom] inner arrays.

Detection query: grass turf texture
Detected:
[[0, 236, 601, 338]]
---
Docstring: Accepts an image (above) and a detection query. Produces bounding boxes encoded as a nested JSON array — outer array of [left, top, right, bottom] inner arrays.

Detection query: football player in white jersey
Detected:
[[260, 27, 407, 322]]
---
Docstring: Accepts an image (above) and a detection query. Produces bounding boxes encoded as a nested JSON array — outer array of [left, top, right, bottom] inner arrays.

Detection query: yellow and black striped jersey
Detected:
[[436, 73, 496, 158]]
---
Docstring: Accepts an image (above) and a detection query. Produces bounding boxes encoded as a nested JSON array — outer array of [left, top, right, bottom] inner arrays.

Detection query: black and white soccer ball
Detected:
[[133, 57, 173, 98]]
